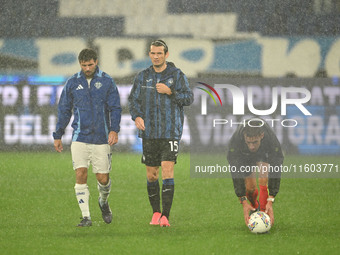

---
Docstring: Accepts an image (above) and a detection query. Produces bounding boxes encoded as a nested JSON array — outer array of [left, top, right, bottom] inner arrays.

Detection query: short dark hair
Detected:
[[78, 48, 98, 63], [243, 119, 264, 138], [150, 39, 168, 54]]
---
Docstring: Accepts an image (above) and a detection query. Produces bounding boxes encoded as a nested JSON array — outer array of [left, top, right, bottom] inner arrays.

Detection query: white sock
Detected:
[[98, 179, 111, 206], [74, 183, 90, 218]]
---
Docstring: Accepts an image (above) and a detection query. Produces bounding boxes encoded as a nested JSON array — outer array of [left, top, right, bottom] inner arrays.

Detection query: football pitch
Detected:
[[0, 152, 339, 255]]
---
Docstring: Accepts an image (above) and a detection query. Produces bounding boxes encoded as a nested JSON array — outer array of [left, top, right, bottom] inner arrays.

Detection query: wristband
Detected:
[[267, 197, 275, 203], [239, 196, 247, 204]]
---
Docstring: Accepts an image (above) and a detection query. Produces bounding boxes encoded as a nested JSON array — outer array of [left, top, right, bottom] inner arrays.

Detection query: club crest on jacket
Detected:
[[94, 82, 103, 89]]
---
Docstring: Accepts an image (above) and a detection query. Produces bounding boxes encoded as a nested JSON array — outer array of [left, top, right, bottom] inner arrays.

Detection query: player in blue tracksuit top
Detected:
[[128, 40, 193, 227], [53, 48, 121, 227], [53, 65, 121, 144]]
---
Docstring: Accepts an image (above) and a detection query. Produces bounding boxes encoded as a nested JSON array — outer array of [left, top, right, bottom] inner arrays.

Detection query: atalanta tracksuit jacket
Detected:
[[128, 62, 193, 140], [227, 120, 284, 197], [53, 67, 122, 144]]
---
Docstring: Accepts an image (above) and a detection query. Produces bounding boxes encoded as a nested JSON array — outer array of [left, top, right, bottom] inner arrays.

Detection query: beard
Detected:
[[85, 71, 94, 78]]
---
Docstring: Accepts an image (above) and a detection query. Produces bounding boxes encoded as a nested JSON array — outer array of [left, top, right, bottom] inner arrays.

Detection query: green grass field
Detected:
[[0, 152, 339, 255]]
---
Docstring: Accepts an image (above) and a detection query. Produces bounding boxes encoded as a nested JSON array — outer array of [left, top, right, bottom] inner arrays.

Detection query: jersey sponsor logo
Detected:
[[141, 85, 154, 89]]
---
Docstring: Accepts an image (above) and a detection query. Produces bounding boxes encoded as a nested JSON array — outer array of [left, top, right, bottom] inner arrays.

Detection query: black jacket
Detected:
[[227, 120, 284, 197]]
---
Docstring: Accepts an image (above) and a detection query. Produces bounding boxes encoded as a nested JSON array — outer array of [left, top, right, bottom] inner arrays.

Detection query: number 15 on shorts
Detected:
[[169, 141, 179, 152]]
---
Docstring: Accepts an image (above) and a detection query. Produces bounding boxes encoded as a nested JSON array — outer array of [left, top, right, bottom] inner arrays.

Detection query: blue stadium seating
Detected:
[[0, 0, 339, 38]]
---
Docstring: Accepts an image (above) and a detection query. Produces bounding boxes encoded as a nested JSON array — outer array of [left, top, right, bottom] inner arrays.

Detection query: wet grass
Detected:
[[0, 152, 339, 255]]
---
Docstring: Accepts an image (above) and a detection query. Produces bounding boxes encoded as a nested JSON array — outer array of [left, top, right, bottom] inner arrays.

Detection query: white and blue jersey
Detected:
[[128, 62, 193, 140], [53, 67, 122, 144]]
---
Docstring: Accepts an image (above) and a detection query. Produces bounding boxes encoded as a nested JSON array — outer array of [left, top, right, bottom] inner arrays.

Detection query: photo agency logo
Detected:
[[196, 82, 312, 127], [196, 82, 223, 108]]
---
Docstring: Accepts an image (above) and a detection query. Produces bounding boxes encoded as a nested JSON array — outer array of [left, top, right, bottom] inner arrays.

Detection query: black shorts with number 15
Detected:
[[142, 139, 179, 166]]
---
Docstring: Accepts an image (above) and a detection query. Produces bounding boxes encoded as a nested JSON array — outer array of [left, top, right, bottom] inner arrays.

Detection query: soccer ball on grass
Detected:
[[248, 211, 271, 234]]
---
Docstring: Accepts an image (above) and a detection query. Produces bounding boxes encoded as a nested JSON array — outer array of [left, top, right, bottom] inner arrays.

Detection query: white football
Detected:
[[248, 211, 271, 234]]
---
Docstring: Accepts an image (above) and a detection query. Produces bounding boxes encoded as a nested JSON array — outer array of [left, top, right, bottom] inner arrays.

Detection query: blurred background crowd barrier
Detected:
[[0, 0, 339, 153]]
